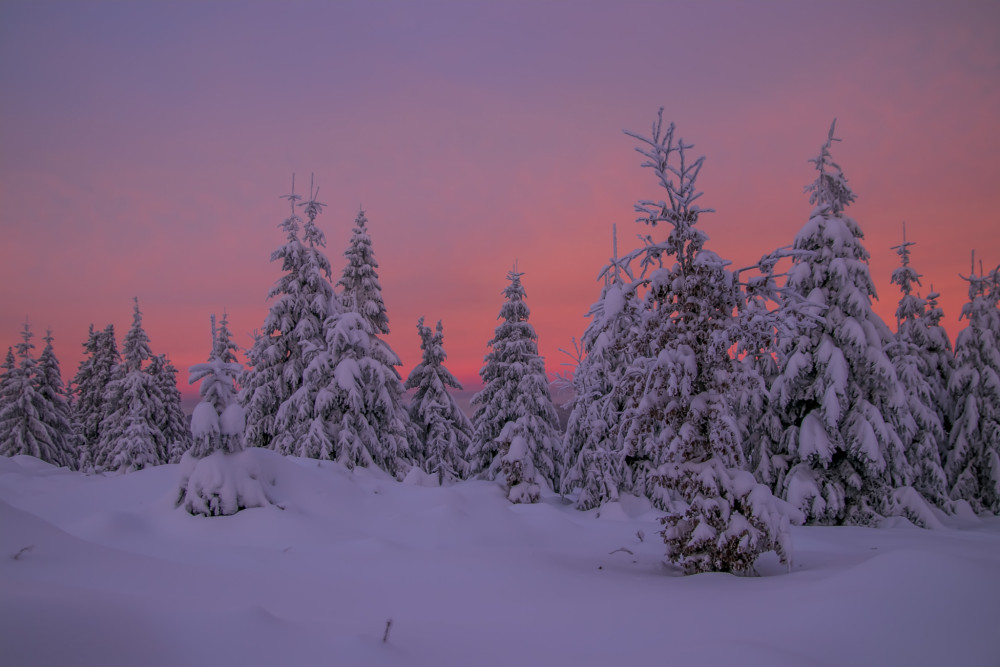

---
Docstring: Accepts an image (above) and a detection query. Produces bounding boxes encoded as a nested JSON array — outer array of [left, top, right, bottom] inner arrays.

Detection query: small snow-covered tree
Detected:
[[240, 179, 339, 453], [178, 315, 270, 517], [338, 208, 390, 335], [469, 267, 560, 503], [615, 111, 802, 574], [405, 318, 473, 484], [946, 259, 1000, 513], [562, 230, 641, 509], [71, 324, 119, 469], [771, 121, 908, 525], [0, 323, 78, 467], [188, 314, 246, 458], [884, 229, 949, 512], [94, 299, 166, 472]]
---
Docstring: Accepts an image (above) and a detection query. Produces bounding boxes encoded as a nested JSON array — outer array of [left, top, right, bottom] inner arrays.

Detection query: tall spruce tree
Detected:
[[95, 299, 166, 472], [35, 329, 80, 468], [405, 317, 473, 484], [0, 347, 16, 444], [469, 267, 560, 503], [338, 208, 389, 335], [771, 121, 908, 525], [884, 229, 949, 511], [736, 248, 807, 492], [0, 323, 78, 467], [562, 229, 641, 509], [240, 179, 339, 453], [71, 324, 119, 469], [923, 286, 956, 457], [946, 259, 1000, 513], [615, 111, 801, 574], [148, 354, 191, 463]]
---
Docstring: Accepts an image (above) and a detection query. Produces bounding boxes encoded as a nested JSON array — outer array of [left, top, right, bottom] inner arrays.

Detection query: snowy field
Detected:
[[2, 451, 999, 667]]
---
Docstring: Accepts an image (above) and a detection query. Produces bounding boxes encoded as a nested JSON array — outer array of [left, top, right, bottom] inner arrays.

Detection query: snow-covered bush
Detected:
[[177, 450, 273, 517]]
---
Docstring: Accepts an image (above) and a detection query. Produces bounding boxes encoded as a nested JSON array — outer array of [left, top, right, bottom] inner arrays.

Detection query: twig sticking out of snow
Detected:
[[609, 547, 634, 556], [12, 544, 34, 560], [382, 618, 393, 644]]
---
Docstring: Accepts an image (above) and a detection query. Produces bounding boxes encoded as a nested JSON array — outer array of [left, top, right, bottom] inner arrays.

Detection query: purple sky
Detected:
[[1, 0, 998, 396]]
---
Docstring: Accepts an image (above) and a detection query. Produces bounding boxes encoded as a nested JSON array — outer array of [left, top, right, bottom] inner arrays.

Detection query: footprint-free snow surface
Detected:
[[2, 451, 999, 666]]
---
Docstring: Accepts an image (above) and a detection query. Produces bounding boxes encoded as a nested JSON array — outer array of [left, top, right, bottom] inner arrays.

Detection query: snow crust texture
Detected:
[[2, 453, 999, 667]]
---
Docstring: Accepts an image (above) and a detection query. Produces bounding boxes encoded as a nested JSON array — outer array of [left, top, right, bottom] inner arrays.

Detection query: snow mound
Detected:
[[177, 450, 276, 517]]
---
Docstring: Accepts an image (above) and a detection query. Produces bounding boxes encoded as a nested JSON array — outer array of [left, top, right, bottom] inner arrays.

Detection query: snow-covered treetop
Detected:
[[15, 320, 35, 362], [958, 254, 1000, 323], [408, 317, 453, 379], [925, 286, 946, 329], [299, 174, 327, 233], [498, 265, 530, 326], [338, 207, 389, 335], [122, 297, 152, 372], [211, 312, 241, 365], [623, 107, 714, 273], [890, 224, 926, 327], [804, 119, 856, 217]]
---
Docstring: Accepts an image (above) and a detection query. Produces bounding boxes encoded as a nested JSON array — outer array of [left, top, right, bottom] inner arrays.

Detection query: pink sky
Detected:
[[1, 1, 998, 398]]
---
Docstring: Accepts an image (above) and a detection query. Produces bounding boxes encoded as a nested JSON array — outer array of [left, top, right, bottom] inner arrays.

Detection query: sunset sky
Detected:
[[2, 0, 998, 399]]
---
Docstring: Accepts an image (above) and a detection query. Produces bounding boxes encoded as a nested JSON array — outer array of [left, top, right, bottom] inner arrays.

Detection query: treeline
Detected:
[[1, 112, 998, 575]]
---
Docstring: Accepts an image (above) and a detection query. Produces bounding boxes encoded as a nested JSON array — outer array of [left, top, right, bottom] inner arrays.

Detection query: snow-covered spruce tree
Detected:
[[240, 180, 339, 454], [562, 232, 642, 510], [771, 121, 909, 525], [0, 323, 78, 467], [922, 287, 956, 455], [883, 229, 950, 512], [177, 315, 270, 517], [469, 267, 560, 503], [404, 317, 473, 484], [946, 260, 1000, 513], [94, 299, 167, 472], [148, 354, 191, 463], [212, 311, 241, 366], [338, 208, 389, 335], [302, 309, 413, 475], [35, 329, 80, 468], [613, 110, 802, 574], [70, 324, 119, 469], [732, 249, 794, 491], [0, 348, 15, 432], [188, 314, 246, 458]]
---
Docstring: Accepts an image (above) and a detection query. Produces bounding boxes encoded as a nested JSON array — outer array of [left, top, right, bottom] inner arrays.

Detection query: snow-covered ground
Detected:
[[2, 451, 998, 667]]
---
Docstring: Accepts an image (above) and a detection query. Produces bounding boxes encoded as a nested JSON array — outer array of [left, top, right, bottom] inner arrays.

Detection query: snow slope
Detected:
[[2, 451, 998, 667]]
